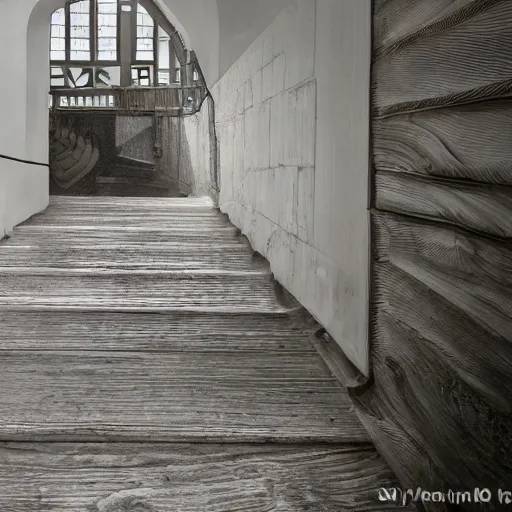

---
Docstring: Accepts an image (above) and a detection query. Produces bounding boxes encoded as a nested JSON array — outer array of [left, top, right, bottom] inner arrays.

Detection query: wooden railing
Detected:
[[50, 85, 207, 116]]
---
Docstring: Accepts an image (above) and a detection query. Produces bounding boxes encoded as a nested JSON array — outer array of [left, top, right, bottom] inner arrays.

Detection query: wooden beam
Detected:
[[119, 0, 134, 86], [137, 0, 186, 65]]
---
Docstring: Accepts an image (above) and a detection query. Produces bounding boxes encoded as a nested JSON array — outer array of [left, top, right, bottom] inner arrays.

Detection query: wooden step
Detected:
[[49, 195, 213, 208], [0, 310, 316, 353], [23, 215, 230, 228], [0, 272, 288, 312], [1, 226, 242, 248], [0, 349, 365, 443], [0, 195, 406, 508], [0, 246, 261, 272], [0, 443, 404, 511], [0, 311, 365, 444]]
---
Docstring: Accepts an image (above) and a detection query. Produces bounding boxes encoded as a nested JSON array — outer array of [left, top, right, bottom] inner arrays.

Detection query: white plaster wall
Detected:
[[0, 0, 53, 236], [0, 159, 48, 238], [217, 0, 291, 77], [213, 0, 372, 373], [155, 0, 220, 85]]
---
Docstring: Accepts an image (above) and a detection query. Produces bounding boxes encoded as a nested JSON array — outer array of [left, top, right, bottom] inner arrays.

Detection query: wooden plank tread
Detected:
[[0, 443, 405, 511]]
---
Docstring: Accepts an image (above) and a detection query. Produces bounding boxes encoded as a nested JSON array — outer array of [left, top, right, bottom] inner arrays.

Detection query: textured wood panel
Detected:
[[373, 213, 512, 411], [373, 102, 512, 184], [374, 0, 512, 116], [375, 171, 512, 239], [0, 443, 404, 512], [366, 0, 512, 506]]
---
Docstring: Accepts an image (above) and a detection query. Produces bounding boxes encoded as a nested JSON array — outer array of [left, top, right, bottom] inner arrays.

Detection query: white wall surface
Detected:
[[154, 0, 220, 85], [0, 0, 54, 236], [217, 0, 291, 78], [213, 0, 372, 373], [0, 159, 48, 238]]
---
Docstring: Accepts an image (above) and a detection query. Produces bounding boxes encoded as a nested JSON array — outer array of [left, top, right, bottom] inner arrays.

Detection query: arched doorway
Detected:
[[46, 0, 208, 197]]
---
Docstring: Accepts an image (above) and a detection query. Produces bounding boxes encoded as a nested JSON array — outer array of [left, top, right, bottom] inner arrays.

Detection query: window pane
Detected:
[[136, 51, 153, 61], [51, 50, 66, 61], [137, 26, 153, 38], [96, 66, 121, 86], [97, 0, 118, 61], [50, 7, 65, 62], [98, 26, 117, 38], [137, 38, 153, 51], [158, 71, 169, 86], [98, 0, 117, 13], [69, 0, 91, 61], [136, 3, 154, 61], [158, 27, 170, 70], [98, 13, 117, 26], [51, 77, 65, 87], [98, 50, 117, 60], [70, 51, 91, 60], [51, 8, 65, 25]]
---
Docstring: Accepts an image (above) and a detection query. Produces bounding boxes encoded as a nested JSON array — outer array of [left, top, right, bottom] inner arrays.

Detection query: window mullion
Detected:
[[65, 3, 70, 62], [91, 0, 97, 64]]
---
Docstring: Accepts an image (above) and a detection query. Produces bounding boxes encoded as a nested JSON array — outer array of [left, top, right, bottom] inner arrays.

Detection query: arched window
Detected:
[[50, 0, 183, 89]]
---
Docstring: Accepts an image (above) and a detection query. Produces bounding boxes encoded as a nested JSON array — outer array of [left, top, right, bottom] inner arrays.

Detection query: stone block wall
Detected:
[[212, 0, 372, 373]]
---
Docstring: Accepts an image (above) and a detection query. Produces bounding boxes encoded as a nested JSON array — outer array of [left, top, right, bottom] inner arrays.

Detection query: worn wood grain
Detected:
[[373, 248, 512, 413], [353, 297, 512, 499], [1, 226, 242, 247], [0, 197, 369, 447], [374, 102, 512, 184], [0, 273, 291, 312], [23, 215, 230, 228], [0, 246, 260, 272], [368, 0, 512, 505], [373, 212, 512, 341], [0, 311, 316, 353], [374, 0, 478, 52], [375, 171, 512, 239], [374, 0, 512, 116], [0, 349, 367, 443], [0, 443, 406, 511]]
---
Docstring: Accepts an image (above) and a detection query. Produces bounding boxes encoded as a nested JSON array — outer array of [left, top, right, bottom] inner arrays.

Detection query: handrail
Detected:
[[50, 85, 207, 115], [0, 153, 48, 168]]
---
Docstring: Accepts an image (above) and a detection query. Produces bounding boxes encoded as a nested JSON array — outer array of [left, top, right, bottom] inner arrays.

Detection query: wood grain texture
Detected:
[[0, 311, 316, 353], [0, 273, 290, 312], [0, 349, 366, 443], [0, 246, 260, 272], [366, 0, 512, 506], [1, 226, 242, 248], [354, 291, 512, 497], [374, 102, 512, 184], [375, 171, 512, 239], [0, 196, 368, 444], [373, 0, 512, 116], [0, 443, 405, 511], [373, 212, 512, 341]]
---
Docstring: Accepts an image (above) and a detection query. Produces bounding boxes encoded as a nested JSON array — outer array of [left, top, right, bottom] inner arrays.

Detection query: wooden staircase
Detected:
[[95, 158, 180, 197], [0, 196, 406, 511]]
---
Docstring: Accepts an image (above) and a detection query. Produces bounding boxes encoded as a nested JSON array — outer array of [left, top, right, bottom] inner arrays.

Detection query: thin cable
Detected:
[[0, 153, 48, 168]]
